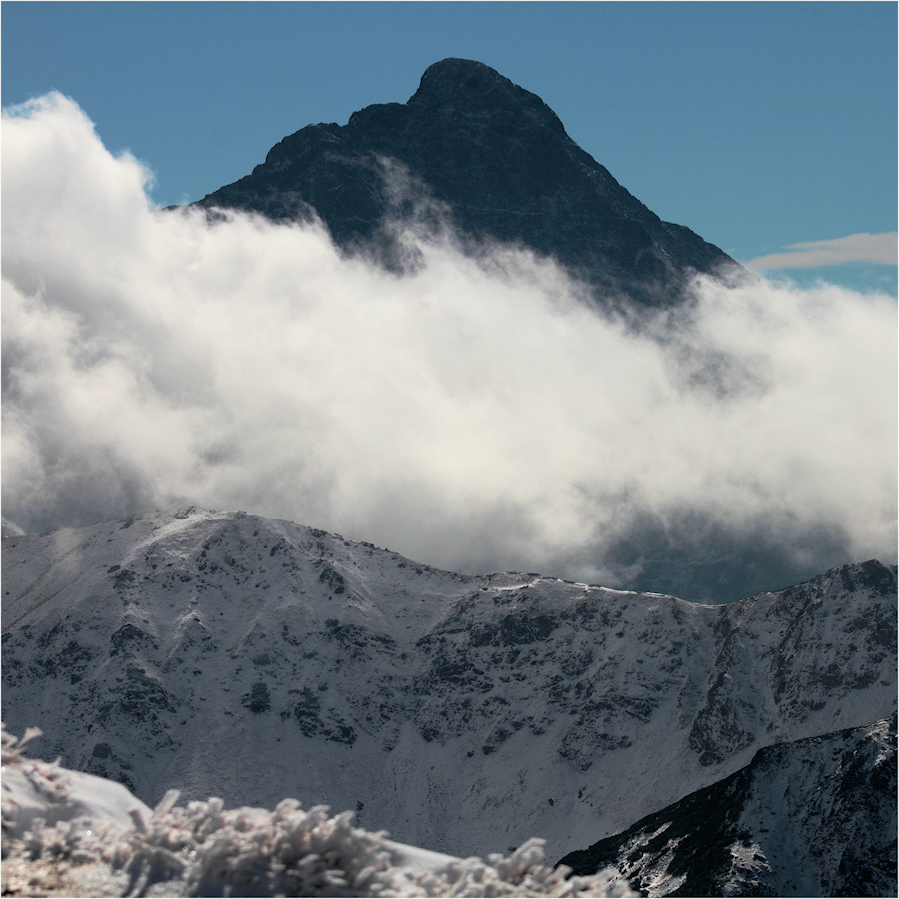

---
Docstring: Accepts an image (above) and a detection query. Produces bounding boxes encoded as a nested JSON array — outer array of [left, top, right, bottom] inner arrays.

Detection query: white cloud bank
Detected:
[[747, 232, 898, 269], [2, 94, 896, 594]]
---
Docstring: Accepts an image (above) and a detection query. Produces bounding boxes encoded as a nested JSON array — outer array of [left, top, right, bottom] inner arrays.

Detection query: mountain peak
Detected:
[[193, 60, 741, 308], [414, 57, 504, 94], [408, 58, 566, 134]]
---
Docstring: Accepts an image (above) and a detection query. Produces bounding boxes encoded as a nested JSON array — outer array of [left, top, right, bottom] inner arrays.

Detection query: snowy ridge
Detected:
[[2, 508, 896, 864], [1, 728, 633, 898]]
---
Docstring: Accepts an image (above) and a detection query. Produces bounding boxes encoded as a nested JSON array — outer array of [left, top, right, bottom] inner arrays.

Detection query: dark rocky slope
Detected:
[[559, 715, 897, 897], [192, 59, 741, 308]]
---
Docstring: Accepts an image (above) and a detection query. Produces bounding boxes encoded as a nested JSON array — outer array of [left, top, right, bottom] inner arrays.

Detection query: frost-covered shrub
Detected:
[[2, 726, 633, 897]]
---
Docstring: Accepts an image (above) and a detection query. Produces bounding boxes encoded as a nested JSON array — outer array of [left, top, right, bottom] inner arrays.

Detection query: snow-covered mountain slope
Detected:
[[1, 728, 632, 898], [559, 715, 897, 897], [2, 509, 896, 862]]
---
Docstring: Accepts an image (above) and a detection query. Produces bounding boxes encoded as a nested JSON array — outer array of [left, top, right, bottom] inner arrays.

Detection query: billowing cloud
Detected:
[[747, 232, 898, 269], [2, 94, 897, 600]]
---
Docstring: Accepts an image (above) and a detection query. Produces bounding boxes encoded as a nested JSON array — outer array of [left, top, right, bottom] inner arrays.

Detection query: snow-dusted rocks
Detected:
[[560, 715, 897, 897], [1, 728, 633, 898], [2, 509, 896, 867]]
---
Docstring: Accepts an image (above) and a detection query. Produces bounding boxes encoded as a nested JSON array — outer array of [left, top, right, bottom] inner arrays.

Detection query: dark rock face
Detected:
[[558, 715, 898, 898], [193, 58, 741, 308]]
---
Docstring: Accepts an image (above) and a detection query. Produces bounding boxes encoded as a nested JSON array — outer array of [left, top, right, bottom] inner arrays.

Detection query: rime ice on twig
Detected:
[[1, 726, 633, 897]]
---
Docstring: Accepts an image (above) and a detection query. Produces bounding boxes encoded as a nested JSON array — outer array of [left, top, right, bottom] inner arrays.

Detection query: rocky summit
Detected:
[[192, 59, 741, 308]]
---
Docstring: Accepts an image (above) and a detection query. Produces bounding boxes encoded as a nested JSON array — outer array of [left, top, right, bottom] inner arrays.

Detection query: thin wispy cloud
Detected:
[[2, 94, 896, 597], [747, 232, 898, 270]]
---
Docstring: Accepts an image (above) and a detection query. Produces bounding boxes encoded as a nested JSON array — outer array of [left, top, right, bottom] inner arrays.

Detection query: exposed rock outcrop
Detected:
[[192, 59, 742, 309]]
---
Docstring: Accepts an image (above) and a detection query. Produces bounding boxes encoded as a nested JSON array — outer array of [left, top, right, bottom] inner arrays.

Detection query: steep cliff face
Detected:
[[560, 716, 897, 897], [193, 59, 741, 308], [2, 509, 895, 864]]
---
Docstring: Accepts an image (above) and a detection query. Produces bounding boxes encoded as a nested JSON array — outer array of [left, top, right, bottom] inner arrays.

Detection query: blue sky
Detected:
[[3, 1, 897, 293]]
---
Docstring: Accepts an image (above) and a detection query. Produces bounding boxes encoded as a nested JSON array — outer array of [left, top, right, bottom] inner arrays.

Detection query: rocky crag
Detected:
[[560, 715, 897, 896], [190, 59, 742, 309]]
